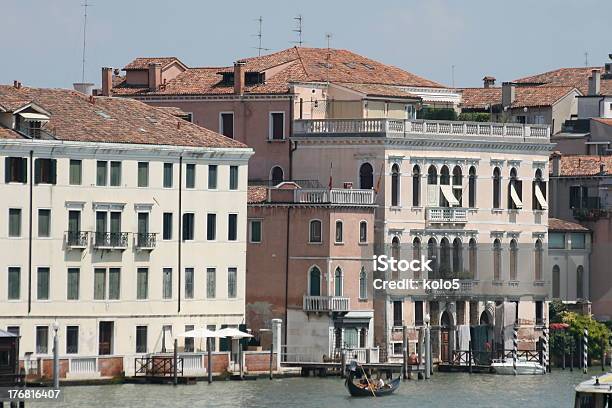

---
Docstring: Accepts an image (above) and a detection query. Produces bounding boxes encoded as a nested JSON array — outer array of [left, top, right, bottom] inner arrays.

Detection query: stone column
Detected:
[[272, 319, 282, 371]]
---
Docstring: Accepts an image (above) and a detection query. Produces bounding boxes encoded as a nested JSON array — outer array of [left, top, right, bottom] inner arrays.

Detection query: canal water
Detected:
[[35, 369, 594, 408]]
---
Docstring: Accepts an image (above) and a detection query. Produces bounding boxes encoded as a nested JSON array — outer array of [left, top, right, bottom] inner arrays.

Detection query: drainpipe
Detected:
[[178, 154, 183, 313], [28, 150, 33, 314], [289, 96, 295, 180], [283, 206, 291, 349]]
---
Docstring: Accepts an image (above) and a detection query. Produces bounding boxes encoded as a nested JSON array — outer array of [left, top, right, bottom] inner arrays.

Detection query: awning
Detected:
[[18, 112, 50, 121], [215, 327, 253, 339], [535, 184, 548, 210], [510, 184, 523, 209], [440, 184, 460, 206], [177, 328, 221, 338]]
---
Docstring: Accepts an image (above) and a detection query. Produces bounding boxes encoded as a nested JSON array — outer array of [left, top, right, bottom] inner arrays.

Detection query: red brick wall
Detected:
[[41, 359, 69, 379], [245, 352, 277, 372], [203, 353, 230, 373], [98, 357, 123, 377]]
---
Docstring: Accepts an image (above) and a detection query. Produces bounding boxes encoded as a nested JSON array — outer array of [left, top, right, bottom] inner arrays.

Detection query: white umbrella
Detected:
[[215, 327, 253, 339], [177, 328, 221, 338]]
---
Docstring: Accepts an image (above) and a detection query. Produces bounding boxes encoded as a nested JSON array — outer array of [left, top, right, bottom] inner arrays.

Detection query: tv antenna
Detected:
[[584, 51, 589, 67], [81, 0, 93, 82], [292, 14, 303, 46], [451, 64, 456, 88], [324, 33, 332, 84], [253, 16, 270, 56]]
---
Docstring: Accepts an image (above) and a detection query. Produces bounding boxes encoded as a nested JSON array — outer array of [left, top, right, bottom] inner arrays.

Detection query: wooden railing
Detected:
[[303, 295, 350, 312], [134, 355, 184, 377], [294, 188, 374, 205]]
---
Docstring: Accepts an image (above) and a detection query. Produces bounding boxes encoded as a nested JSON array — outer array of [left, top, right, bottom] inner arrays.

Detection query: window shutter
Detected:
[[21, 158, 28, 183], [50, 159, 57, 184], [5, 158, 11, 183], [34, 159, 41, 184]]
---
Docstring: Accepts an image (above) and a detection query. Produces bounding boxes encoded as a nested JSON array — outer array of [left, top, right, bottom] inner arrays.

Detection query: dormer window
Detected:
[[245, 72, 265, 86], [15, 111, 50, 138]]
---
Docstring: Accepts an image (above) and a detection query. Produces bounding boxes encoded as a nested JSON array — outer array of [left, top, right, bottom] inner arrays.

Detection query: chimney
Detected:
[[502, 82, 516, 107], [550, 151, 561, 177], [101, 67, 112, 96], [483, 76, 496, 88], [13, 80, 18, 89], [588, 69, 601, 95], [234, 61, 246, 95], [148, 62, 162, 91]]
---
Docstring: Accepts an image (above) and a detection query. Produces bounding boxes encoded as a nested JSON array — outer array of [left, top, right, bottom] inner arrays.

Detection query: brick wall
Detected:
[[245, 352, 277, 372], [98, 356, 123, 377], [202, 353, 230, 373], [41, 359, 69, 379]]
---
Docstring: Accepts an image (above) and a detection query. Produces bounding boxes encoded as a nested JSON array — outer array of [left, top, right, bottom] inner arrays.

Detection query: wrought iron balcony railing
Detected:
[[65, 231, 89, 248], [135, 233, 157, 249], [94, 232, 129, 249]]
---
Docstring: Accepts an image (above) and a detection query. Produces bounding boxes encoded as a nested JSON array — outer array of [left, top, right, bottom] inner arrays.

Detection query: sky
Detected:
[[1, 0, 610, 89]]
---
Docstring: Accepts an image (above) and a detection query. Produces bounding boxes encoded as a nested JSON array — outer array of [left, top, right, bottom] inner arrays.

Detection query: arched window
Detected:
[[440, 238, 451, 278], [334, 267, 343, 296], [359, 221, 367, 243], [359, 267, 367, 300], [309, 220, 322, 243], [534, 239, 543, 281], [413, 237, 422, 279], [452, 238, 462, 276], [309, 266, 321, 296], [335, 220, 343, 243], [270, 166, 284, 185], [532, 168, 547, 210], [508, 167, 523, 210], [509, 239, 518, 281], [391, 237, 400, 280], [576, 265, 584, 299], [359, 163, 373, 189], [428, 238, 438, 278], [412, 165, 421, 206], [427, 165, 437, 185], [391, 164, 400, 206], [552, 265, 560, 298], [493, 239, 502, 280], [452, 166, 463, 206], [493, 167, 501, 209], [440, 166, 450, 207], [468, 166, 476, 208], [468, 238, 477, 279]]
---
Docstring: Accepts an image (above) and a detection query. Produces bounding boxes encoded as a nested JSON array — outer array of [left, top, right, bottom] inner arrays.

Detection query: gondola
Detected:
[[345, 365, 400, 397]]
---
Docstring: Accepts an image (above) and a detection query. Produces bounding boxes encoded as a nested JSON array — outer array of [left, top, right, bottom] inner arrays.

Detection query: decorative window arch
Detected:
[[508, 167, 523, 210], [534, 239, 543, 281], [308, 266, 321, 296], [468, 166, 476, 208], [270, 166, 284, 185], [576, 265, 584, 299], [493, 239, 502, 280], [468, 238, 477, 278], [359, 267, 367, 300], [334, 267, 343, 296], [440, 237, 451, 278], [412, 165, 421, 206], [493, 167, 501, 209], [391, 163, 400, 207], [552, 265, 560, 298], [532, 168, 548, 210], [359, 163, 374, 189], [413, 237, 422, 279], [391, 237, 400, 280], [509, 239, 518, 281], [309, 219, 322, 243], [452, 238, 463, 276], [428, 237, 438, 278], [335, 220, 343, 243], [427, 165, 437, 185], [452, 166, 463, 205], [359, 221, 367, 243]]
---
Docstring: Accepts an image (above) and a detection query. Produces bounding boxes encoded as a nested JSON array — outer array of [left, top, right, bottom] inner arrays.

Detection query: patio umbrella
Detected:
[[177, 328, 221, 338], [215, 327, 253, 339]]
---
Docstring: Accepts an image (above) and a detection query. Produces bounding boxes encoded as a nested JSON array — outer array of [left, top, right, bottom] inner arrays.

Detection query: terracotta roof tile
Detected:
[[123, 57, 182, 70], [460, 85, 576, 109], [551, 155, 612, 177], [336, 83, 419, 98], [0, 85, 247, 149], [549, 217, 589, 232], [515, 67, 605, 95], [0, 128, 24, 139], [247, 186, 268, 203]]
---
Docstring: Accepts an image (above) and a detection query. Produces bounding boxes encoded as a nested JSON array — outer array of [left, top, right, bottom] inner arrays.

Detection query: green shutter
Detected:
[[219, 324, 229, 351], [4, 158, 10, 183], [50, 159, 57, 184], [34, 159, 40, 184], [21, 158, 27, 183]]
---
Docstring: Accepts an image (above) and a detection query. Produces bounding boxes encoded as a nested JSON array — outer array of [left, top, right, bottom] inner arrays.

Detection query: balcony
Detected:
[[293, 118, 550, 141], [134, 233, 157, 250], [303, 295, 350, 313], [65, 231, 88, 249], [93, 232, 129, 249], [294, 188, 375, 205], [426, 207, 468, 224]]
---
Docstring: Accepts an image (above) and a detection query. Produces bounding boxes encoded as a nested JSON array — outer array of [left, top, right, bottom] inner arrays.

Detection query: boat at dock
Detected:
[[574, 373, 612, 408], [344, 361, 400, 397], [490, 359, 545, 375]]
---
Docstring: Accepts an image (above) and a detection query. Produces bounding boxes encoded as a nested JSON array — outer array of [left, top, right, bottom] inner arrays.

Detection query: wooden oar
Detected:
[[359, 365, 377, 398]]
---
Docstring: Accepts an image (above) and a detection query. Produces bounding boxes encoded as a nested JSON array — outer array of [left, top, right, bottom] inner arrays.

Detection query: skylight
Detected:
[[95, 110, 112, 119]]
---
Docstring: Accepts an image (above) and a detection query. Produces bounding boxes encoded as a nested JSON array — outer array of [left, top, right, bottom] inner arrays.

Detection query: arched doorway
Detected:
[[440, 310, 453, 362], [359, 163, 373, 189], [270, 166, 284, 185]]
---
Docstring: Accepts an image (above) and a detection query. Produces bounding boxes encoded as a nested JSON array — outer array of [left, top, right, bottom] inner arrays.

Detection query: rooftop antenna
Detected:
[[253, 16, 269, 56], [292, 14, 303, 46], [584, 51, 589, 67], [325, 33, 332, 84], [451, 64, 455, 88], [80, 0, 92, 82]]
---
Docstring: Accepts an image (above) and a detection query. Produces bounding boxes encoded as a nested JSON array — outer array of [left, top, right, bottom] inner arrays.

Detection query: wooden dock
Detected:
[[281, 361, 425, 378]]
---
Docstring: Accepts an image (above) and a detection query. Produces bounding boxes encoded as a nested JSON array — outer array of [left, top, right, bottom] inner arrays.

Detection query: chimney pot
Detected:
[[588, 69, 601, 95], [483, 76, 496, 88], [148, 62, 162, 91], [13, 80, 18, 88], [234, 61, 246, 95], [502, 82, 516, 108], [101, 67, 113, 96]]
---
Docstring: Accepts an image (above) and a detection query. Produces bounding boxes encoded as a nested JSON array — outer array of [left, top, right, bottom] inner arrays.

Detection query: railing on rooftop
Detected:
[[294, 188, 375, 205], [293, 118, 550, 139]]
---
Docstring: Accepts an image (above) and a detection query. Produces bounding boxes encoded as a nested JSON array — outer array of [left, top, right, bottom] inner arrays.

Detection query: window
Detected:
[[249, 220, 262, 243], [439, 238, 451, 278], [108, 268, 120, 300], [535, 301, 544, 325], [415, 301, 424, 326], [335, 220, 343, 243], [67, 268, 80, 300], [228, 267, 237, 298], [508, 168, 522, 210], [36, 326, 48, 354], [138, 162, 149, 187], [532, 169, 547, 210], [37, 267, 50, 300], [94, 268, 106, 300], [427, 165, 437, 185], [576, 265, 584, 299], [427, 238, 438, 278], [163, 213, 173, 240], [185, 268, 194, 299], [571, 233, 586, 249], [392, 237, 400, 280], [552, 265, 560, 298], [391, 164, 400, 206], [269, 112, 285, 140], [452, 238, 462, 276], [182, 213, 194, 241], [271, 166, 284, 184], [208, 165, 218, 189], [412, 165, 421, 206], [69, 159, 82, 185], [34, 158, 57, 184], [228, 214, 237, 241], [8, 267, 20, 300], [137, 213, 149, 246], [207, 325, 217, 351], [229, 166, 239, 190], [206, 268, 216, 298], [137, 268, 148, 300], [469, 238, 477, 279], [309, 266, 321, 296], [549, 233, 565, 249], [186, 164, 196, 189], [309, 220, 322, 243], [468, 166, 476, 208], [66, 326, 79, 354], [4, 157, 27, 183], [220, 112, 234, 138], [393, 301, 403, 327], [38, 209, 51, 237], [359, 221, 367, 243], [8, 208, 21, 237], [413, 237, 422, 279], [493, 239, 501, 280], [534, 240, 543, 281], [359, 163, 373, 189], [569, 186, 582, 208], [163, 163, 173, 188], [207, 214, 217, 240], [493, 167, 501, 209], [509, 239, 518, 281], [184, 325, 195, 352], [452, 166, 462, 205], [110, 161, 122, 186], [163, 268, 173, 299], [334, 267, 343, 296], [136, 326, 147, 353], [96, 161, 107, 186], [359, 268, 367, 300]]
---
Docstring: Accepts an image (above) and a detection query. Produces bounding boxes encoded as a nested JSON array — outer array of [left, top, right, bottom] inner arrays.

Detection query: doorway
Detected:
[[99, 321, 114, 355], [440, 311, 453, 362]]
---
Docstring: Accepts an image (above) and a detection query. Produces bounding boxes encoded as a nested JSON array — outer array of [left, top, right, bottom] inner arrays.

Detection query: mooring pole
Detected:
[[562, 335, 566, 370], [583, 328, 588, 374], [340, 349, 346, 379], [269, 331, 274, 380], [512, 325, 518, 376], [402, 325, 408, 380], [53, 325, 59, 389], [602, 338, 605, 372], [468, 340, 472, 374], [207, 338, 213, 384], [570, 337, 574, 372], [173, 338, 178, 386], [239, 341, 244, 380], [417, 327, 424, 379], [543, 326, 549, 373], [424, 325, 431, 379]]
